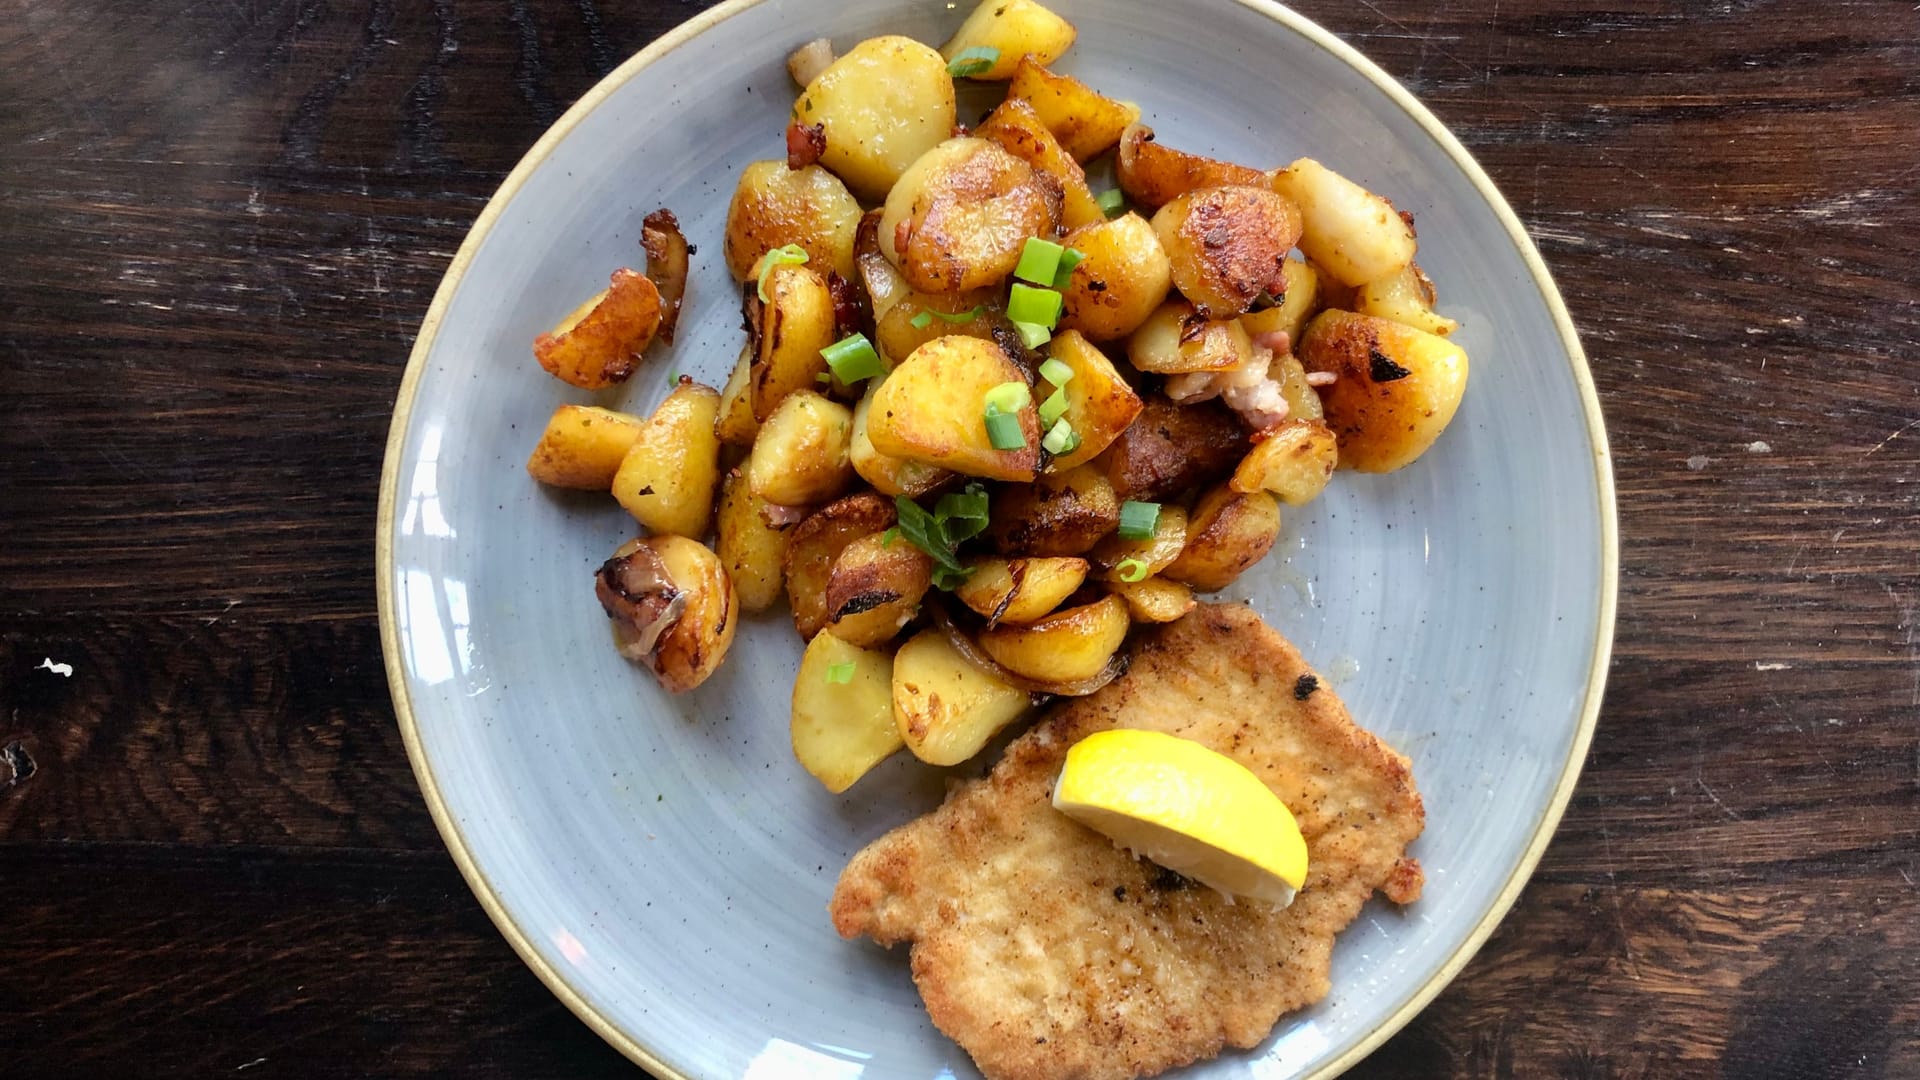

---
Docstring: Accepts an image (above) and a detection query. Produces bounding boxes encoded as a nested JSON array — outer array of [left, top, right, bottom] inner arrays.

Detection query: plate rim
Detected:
[[374, 1, 1619, 1077]]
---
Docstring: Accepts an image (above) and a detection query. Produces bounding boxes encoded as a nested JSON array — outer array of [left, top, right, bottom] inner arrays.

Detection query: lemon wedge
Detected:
[[1052, 729, 1309, 906]]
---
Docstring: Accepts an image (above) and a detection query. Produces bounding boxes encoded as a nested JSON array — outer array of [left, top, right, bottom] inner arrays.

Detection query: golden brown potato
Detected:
[[940, 0, 1076, 80], [867, 336, 1039, 482], [792, 36, 957, 202], [791, 631, 901, 793], [715, 344, 761, 447], [1238, 257, 1323, 352], [1115, 123, 1265, 212], [751, 263, 839, 421], [1087, 504, 1187, 581], [874, 287, 1001, 367], [1127, 298, 1255, 374], [892, 628, 1031, 766], [976, 97, 1106, 230], [1006, 57, 1141, 162], [1231, 419, 1339, 504], [823, 532, 934, 647], [978, 594, 1129, 684], [1057, 213, 1173, 342], [1151, 185, 1302, 318], [715, 472, 790, 613], [880, 138, 1064, 293], [747, 390, 855, 507], [723, 161, 862, 282], [533, 269, 662, 389], [1297, 309, 1469, 473], [1106, 576, 1196, 623], [1269, 157, 1417, 287], [526, 405, 646, 490], [855, 209, 913, 322], [1354, 263, 1458, 337], [1162, 484, 1281, 591], [1268, 349, 1325, 422], [784, 493, 895, 639], [850, 385, 953, 499], [1103, 396, 1250, 502], [596, 535, 736, 693], [954, 556, 1089, 627], [985, 462, 1119, 556], [610, 380, 723, 537], [1039, 330, 1143, 471]]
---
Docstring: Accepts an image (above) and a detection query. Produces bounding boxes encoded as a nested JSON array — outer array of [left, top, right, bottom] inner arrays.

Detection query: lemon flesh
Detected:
[[1052, 729, 1309, 906]]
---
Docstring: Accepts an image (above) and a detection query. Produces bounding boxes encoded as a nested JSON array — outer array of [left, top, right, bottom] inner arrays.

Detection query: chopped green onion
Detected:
[[984, 407, 1026, 450], [947, 46, 1000, 78], [1013, 320, 1052, 350], [756, 244, 809, 302], [984, 381, 1031, 414], [1039, 357, 1075, 387], [825, 661, 856, 684], [892, 488, 984, 590], [1038, 386, 1070, 427], [1014, 237, 1066, 285], [821, 332, 884, 383], [1117, 500, 1161, 540], [1041, 418, 1079, 455], [881, 526, 901, 547], [1052, 247, 1086, 289], [935, 486, 991, 541], [1097, 188, 1126, 217], [815, 371, 831, 384], [910, 305, 985, 330], [1007, 283, 1063, 329], [909, 310, 933, 330], [1115, 557, 1150, 583]]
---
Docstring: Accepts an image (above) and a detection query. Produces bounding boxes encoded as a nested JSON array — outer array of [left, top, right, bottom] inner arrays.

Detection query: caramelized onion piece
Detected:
[[787, 38, 835, 87], [595, 547, 686, 661], [640, 208, 690, 345]]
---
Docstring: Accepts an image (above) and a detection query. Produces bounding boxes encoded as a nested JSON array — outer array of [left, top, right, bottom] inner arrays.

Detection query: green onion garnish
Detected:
[[947, 46, 1000, 78], [1039, 357, 1075, 387], [1117, 500, 1160, 540], [984, 381, 1031, 414], [893, 486, 987, 590], [935, 486, 991, 541], [1097, 188, 1126, 217], [825, 661, 856, 684], [1014, 237, 1066, 285], [1052, 247, 1086, 289], [1013, 320, 1052, 350], [1007, 283, 1063, 329], [1041, 418, 1079, 455], [815, 372, 831, 384], [756, 244, 809, 302], [1115, 557, 1150, 583], [1039, 386, 1070, 427], [909, 311, 933, 330], [984, 407, 1026, 450], [821, 332, 884, 384], [910, 305, 984, 330]]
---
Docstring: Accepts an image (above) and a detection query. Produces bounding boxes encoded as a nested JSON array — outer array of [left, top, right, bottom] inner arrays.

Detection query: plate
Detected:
[[376, 1, 1616, 1077]]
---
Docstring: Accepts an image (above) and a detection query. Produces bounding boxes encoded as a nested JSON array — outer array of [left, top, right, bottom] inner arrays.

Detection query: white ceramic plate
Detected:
[[377, 2, 1616, 1077]]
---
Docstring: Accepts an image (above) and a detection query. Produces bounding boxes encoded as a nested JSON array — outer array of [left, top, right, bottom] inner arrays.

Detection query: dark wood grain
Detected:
[[3, 0, 1917, 1077]]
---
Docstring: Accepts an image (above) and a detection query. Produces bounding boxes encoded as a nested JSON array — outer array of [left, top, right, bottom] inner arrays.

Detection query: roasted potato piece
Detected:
[[892, 628, 1031, 766], [724, 161, 862, 283], [596, 535, 736, 693], [1087, 504, 1187, 581], [715, 344, 760, 447], [874, 287, 1001, 366], [1270, 348, 1325, 421], [1040, 331, 1143, 471], [986, 462, 1119, 556], [1127, 298, 1255, 374], [784, 493, 896, 639], [1297, 309, 1469, 473], [977, 97, 1105, 229], [1057, 213, 1173, 342], [715, 473, 790, 613], [1238, 257, 1322, 351], [1106, 576, 1195, 623], [791, 631, 901, 793], [611, 380, 723, 537], [1006, 57, 1140, 162], [1115, 123, 1265, 213], [747, 390, 855, 507], [1162, 484, 1281, 591], [1231, 419, 1338, 504], [1103, 396, 1249, 502], [855, 209, 913, 322], [639, 209, 689, 344], [1151, 186, 1302, 318], [823, 532, 934, 647], [954, 556, 1089, 626], [978, 594, 1129, 684], [533, 269, 662, 389], [868, 336, 1039, 481], [1270, 158, 1417, 287], [793, 36, 956, 203], [526, 405, 646, 490], [1355, 263, 1458, 337], [880, 138, 1064, 293], [751, 263, 838, 420], [940, 0, 1076, 80], [851, 384, 953, 498]]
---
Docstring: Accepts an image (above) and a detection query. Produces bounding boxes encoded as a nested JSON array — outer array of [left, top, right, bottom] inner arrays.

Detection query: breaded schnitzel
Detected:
[[830, 603, 1424, 1080]]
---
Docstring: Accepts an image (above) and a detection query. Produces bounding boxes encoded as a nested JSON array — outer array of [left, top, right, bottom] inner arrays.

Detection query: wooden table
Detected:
[[4, 1, 1916, 1076]]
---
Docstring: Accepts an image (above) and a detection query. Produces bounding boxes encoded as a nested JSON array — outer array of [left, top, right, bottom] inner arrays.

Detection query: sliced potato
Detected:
[[1103, 396, 1249, 502], [1106, 576, 1195, 623], [791, 631, 901, 793], [1296, 309, 1469, 473], [978, 594, 1129, 684], [1115, 123, 1264, 213], [855, 209, 913, 322], [793, 36, 957, 202], [784, 493, 896, 639], [715, 344, 760, 447], [1151, 185, 1302, 318], [751, 263, 839, 420], [1041, 330, 1143, 470], [596, 535, 736, 693], [892, 628, 1031, 766], [1355, 263, 1458, 337], [850, 384, 953, 498], [526, 405, 646, 490], [723, 161, 862, 283], [987, 462, 1120, 556], [1270, 158, 1416, 287], [1006, 57, 1140, 162], [1127, 298, 1254, 374], [1269, 349, 1324, 422], [867, 336, 1039, 482], [747, 390, 855, 507], [823, 533, 933, 647], [940, 0, 1076, 80], [610, 380, 723, 537], [1087, 504, 1187, 581], [977, 97, 1105, 229], [1238, 257, 1322, 352], [715, 472, 790, 613], [1231, 419, 1338, 504], [954, 556, 1089, 626], [1057, 213, 1173, 342], [880, 138, 1064, 293], [1162, 484, 1281, 591], [533, 269, 662, 389]]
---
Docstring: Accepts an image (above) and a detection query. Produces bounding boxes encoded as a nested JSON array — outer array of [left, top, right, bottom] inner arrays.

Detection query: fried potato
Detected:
[[785, 493, 896, 640], [977, 594, 1128, 685], [1105, 576, 1195, 622], [715, 472, 790, 613], [1163, 484, 1281, 591], [1057, 214, 1172, 342], [1238, 257, 1322, 354], [724, 161, 862, 283], [793, 36, 957, 202], [1296, 309, 1469, 473], [1231, 419, 1339, 505], [881, 138, 1064, 294], [977, 97, 1106, 230], [525, 405, 646, 490], [1269, 158, 1416, 287], [1103, 396, 1249, 502], [1039, 330, 1143, 471], [868, 336, 1039, 482], [792, 631, 902, 793], [747, 390, 855, 507], [954, 556, 1089, 627], [1354, 263, 1458, 337], [610, 380, 723, 537], [1006, 57, 1140, 162], [855, 209, 913, 322], [874, 287, 1001, 367], [851, 384, 954, 498], [1127, 298, 1254, 374], [750, 262, 839, 422], [892, 628, 1032, 766], [1115, 123, 1264, 213], [533, 269, 662, 389], [940, 0, 1076, 80], [715, 344, 761, 447], [1270, 348, 1325, 422], [1087, 504, 1187, 582], [986, 462, 1120, 556], [1152, 185, 1302, 318], [824, 532, 934, 647], [596, 535, 736, 694]]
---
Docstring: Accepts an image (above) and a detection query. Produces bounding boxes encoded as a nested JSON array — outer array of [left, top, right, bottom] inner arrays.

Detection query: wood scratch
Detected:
[[1864, 417, 1920, 456], [1695, 777, 1743, 821]]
